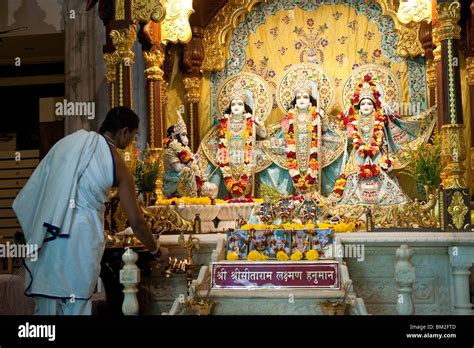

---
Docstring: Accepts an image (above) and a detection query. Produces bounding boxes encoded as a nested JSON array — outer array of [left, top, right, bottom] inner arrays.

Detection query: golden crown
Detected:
[[229, 82, 247, 103]]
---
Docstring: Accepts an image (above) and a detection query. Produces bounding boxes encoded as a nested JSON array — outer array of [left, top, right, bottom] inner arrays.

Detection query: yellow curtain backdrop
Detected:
[[239, 4, 409, 125]]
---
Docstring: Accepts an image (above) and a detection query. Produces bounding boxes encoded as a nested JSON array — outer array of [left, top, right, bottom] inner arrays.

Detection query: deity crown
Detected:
[[174, 110, 187, 134], [359, 82, 376, 103], [293, 76, 312, 97], [229, 82, 247, 103]]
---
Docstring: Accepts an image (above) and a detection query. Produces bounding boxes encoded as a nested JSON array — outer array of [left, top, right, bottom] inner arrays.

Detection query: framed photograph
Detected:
[[268, 229, 291, 258], [311, 228, 335, 259], [291, 229, 311, 255], [249, 228, 271, 256], [226, 230, 249, 259]]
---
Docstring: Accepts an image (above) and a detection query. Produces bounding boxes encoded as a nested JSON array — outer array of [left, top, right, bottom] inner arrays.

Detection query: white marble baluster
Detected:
[[120, 247, 140, 315], [448, 246, 474, 315], [395, 245, 415, 315]]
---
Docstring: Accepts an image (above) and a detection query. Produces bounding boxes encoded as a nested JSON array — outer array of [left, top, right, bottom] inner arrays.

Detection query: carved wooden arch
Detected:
[[201, 0, 424, 72]]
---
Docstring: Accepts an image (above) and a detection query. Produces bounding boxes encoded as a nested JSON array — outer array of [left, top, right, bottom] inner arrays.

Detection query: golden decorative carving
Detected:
[[183, 76, 201, 103], [103, 53, 117, 82], [322, 193, 439, 229], [147, 206, 194, 234], [447, 191, 468, 230], [110, 26, 136, 65], [119, 63, 123, 106], [115, 0, 125, 20], [441, 124, 467, 190], [426, 59, 436, 88], [437, 1, 461, 41], [396, 23, 424, 58], [143, 48, 165, 80], [397, 0, 431, 24], [161, 0, 194, 45], [201, 0, 267, 71], [132, 0, 166, 23], [432, 26, 441, 62], [466, 57, 474, 86], [149, 82, 155, 147]]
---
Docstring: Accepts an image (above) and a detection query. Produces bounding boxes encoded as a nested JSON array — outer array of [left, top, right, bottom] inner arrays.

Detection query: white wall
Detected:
[[0, 0, 64, 36]]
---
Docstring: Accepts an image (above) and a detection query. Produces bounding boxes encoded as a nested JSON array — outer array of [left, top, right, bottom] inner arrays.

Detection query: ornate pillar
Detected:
[[110, 25, 136, 109], [437, 0, 471, 231], [139, 22, 165, 148], [419, 21, 437, 107], [395, 245, 415, 315], [182, 26, 205, 152], [448, 246, 474, 315]]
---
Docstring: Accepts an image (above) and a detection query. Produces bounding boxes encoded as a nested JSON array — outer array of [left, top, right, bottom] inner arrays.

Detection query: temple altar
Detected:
[[85, 0, 474, 317]]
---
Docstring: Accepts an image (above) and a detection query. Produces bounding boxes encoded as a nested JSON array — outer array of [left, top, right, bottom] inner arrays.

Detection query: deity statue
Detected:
[[261, 75, 344, 196], [162, 112, 217, 198], [199, 80, 268, 199], [334, 73, 412, 205]]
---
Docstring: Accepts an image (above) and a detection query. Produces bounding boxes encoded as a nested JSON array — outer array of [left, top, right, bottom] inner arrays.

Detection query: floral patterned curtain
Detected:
[[206, 0, 427, 129]]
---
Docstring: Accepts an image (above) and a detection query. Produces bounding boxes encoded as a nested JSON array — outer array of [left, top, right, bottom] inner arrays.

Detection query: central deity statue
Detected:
[[260, 75, 344, 196]]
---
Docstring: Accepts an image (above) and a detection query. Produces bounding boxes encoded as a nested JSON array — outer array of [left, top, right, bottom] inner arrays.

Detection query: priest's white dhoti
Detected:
[[13, 130, 114, 314]]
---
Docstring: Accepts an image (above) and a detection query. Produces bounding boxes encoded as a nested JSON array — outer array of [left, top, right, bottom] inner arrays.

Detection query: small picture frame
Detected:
[[249, 228, 271, 256], [226, 230, 249, 259], [268, 229, 291, 258], [291, 229, 311, 255], [311, 228, 335, 259]]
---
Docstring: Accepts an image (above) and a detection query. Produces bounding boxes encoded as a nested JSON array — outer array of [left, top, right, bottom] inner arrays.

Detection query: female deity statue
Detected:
[[260, 76, 344, 196], [334, 73, 411, 205], [162, 112, 217, 198], [199, 81, 268, 199]]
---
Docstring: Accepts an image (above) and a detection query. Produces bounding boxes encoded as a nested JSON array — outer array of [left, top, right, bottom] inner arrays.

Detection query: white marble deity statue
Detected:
[[260, 75, 345, 196], [334, 73, 412, 205]]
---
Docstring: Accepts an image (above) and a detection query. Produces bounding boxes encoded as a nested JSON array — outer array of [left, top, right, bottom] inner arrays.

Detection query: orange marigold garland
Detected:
[[285, 106, 319, 193], [218, 112, 253, 198]]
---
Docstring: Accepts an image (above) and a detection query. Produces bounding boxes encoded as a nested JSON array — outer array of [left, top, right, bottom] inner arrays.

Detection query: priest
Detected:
[[13, 106, 163, 315]]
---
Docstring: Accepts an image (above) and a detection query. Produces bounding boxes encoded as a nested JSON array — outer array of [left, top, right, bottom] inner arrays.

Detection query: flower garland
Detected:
[[334, 74, 394, 195], [285, 106, 319, 193], [333, 174, 347, 198], [218, 112, 253, 198]]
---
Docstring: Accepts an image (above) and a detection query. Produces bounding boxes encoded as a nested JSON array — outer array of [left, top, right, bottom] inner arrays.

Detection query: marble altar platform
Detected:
[[137, 232, 474, 315]]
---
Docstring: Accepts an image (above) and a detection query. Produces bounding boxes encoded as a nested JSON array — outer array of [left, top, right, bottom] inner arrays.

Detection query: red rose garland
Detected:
[[218, 112, 253, 198], [285, 106, 319, 193]]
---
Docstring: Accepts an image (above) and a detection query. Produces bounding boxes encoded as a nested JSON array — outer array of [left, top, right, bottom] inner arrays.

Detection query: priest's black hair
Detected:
[[224, 101, 253, 115], [288, 95, 317, 111], [99, 106, 139, 134]]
